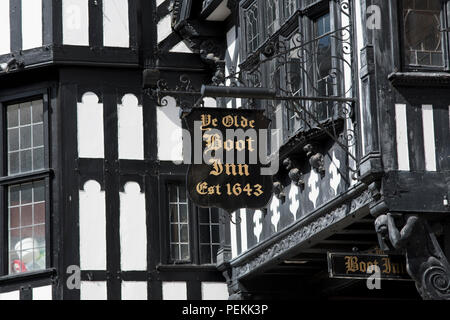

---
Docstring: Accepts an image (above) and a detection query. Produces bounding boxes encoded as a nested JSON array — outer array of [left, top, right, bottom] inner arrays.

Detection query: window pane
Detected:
[[33, 147, 45, 171], [170, 224, 179, 243], [8, 152, 20, 175], [180, 244, 190, 261], [171, 244, 179, 261], [179, 185, 187, 202], [199, 208, 210, 223], [19, 102, 32, 126], [199, 225, 211, 244], [403, 0, 443, 67], [8, 181, 46, 275], [168, 183, 190, 262], [170, 204, 178, 223], [7, 104, 19, 128], [33, 123, 44, 147], [179, 204, 188, 223], [20, 150, 32, 172], [180, 224, 189, 243], [8, 128, 19, 151], [20, 125, 32, 149], [32, 100, 44, 123], [198, 208, 220, 264], [200, 245, 212, 265]]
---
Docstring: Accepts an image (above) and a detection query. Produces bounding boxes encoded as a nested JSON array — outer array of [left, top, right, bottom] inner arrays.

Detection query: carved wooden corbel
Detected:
[[303, 144, 325, 178], [273, 181, 286, 202], [375, 213, 450, 300], [283, 158, 305, 190]]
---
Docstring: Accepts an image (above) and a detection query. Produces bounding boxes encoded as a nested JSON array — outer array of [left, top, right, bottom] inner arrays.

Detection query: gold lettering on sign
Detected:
[[345, 256, 359, 273], [201, 114, 217, 130], [210, 161, 250, 177], [204, 133, 222, 152], [222, 115, 256, 128], [196, 182, 221, 195]]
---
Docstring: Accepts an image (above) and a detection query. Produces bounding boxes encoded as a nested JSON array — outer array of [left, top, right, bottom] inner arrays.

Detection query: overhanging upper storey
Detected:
[[0, 0, 139, 73]]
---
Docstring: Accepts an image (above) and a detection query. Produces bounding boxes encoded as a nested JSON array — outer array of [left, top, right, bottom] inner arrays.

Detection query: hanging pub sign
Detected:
[[184, 107, 273, 212], [327, 252, 411, 280]]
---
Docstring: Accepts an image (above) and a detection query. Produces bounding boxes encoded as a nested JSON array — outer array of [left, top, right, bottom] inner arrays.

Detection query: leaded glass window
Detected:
[[402, 0, 443, 67], [198, 208, 220, 265], [266, 0, 280, 36], [169, 184, 190, 262], [245, 1, 260, 54], [7, 100, 44, 175], [6, 98, 47, 275], [8, 181, 46, 274], [314, 13, 333, 121]]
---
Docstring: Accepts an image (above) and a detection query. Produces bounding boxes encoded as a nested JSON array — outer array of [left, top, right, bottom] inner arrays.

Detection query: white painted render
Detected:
[[21, 0, 43, 50], [79, 180, 107, 270], [239, 209, 248, 252], [230, 211, 238, 258], [121, 282, 147, 300], [120, 182, 147, 271], [63, 0, 89, 46], [162, 281, 187, 300], [118, 94, 144, 160], [422, 105, 437, 172], [77, 92, 105, 158], [157, 96, 183, 161], [157, 14, 172, 44], [0, 0, 10, 55], [103, 0, 130, 48], [170, 41, 193, 53], [32, 286, 53, 300], [201, 282, 229, 300], [395, 104, 410, 171], [0, 291, 20, 300], [80, 281, 107, 300]]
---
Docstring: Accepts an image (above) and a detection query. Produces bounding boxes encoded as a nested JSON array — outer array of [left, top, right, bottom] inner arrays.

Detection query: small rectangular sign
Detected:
[[327, 252, 411, 280]]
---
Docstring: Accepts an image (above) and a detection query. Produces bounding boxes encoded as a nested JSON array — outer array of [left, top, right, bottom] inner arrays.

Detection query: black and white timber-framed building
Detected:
[[0, 0, 449, 301], [0, 0, 228, 300]]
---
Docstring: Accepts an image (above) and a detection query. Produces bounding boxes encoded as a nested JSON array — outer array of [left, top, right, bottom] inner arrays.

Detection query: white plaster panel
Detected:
[[120, 182, 147, 271], [77, 92, 104, 158], [118, 94, 144, 160], [103, 0, 129, 47], [63, 0, 89, 46], [79, 180, 107, 270]]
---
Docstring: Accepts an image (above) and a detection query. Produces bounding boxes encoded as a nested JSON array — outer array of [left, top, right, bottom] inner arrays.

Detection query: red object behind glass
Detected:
[[12, 260, 27, 273]]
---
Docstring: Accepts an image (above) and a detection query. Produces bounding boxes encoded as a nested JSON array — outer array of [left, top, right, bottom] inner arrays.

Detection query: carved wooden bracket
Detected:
[[375, 213, 450, 300], [283, 158, 305, 190], [303, 144, 325, 178], [273, 181, 286, 202]]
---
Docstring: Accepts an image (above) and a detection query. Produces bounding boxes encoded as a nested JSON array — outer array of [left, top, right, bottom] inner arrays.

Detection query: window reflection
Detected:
[[403, 0, 443, 67]]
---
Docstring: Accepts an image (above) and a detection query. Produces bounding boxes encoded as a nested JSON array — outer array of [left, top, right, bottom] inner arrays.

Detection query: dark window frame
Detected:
[[0, 89, 52, 277], [398, 0, 450, 71], [160, 175, 221, 266]]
